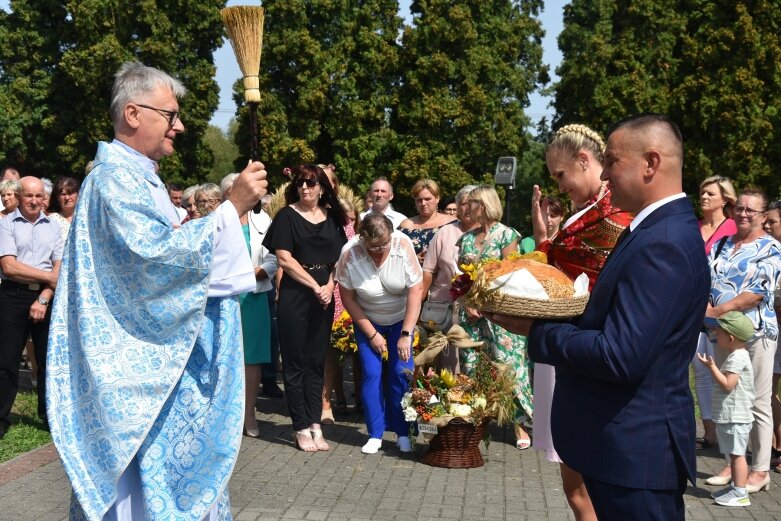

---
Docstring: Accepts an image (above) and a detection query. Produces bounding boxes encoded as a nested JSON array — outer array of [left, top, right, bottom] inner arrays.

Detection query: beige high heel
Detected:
[[746, 474, 770, 493]]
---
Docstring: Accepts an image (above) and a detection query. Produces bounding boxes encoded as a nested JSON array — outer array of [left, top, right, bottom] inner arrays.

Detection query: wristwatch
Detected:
[[400, 330, 411, 337], [37, 296, 50, 306]]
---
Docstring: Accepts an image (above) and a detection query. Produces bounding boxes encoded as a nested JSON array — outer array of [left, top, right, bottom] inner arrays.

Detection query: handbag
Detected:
[[420, 298, 453, 331]]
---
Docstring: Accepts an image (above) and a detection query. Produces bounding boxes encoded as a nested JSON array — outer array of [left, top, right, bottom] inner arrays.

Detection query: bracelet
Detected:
[[368, 330, 378, 340]]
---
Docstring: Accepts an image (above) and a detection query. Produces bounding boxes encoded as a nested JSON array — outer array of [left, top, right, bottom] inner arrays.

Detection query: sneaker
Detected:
[[396, 436, 412, 453], [714, 487, 750, 507], [361, 437, 382, 454], [711, 485, 733, 499]]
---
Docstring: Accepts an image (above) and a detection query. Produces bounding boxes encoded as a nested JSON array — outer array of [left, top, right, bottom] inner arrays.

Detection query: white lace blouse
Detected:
[[335, 230, 423, 325]]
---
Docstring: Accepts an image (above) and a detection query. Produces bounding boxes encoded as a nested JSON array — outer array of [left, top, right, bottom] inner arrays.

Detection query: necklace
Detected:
[[295, 202, 319, 216]]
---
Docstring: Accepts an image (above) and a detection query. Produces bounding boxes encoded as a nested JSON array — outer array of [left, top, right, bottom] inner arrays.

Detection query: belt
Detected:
[[301, 263, 334, 271], [1, 280, 41, 291]]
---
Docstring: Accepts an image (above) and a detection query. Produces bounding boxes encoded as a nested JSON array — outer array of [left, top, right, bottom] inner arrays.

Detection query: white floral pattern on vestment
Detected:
[[47, 142, 243, 521]]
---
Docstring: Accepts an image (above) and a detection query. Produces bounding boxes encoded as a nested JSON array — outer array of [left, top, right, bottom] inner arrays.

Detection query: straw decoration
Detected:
[[221, 6, 265, 103]]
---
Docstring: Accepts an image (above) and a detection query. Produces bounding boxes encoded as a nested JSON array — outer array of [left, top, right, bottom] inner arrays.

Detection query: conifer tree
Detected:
[[391, 0, 548, 204], [235, 0, 402, 194], [553, 0, 781, 197], [0, 0, 224, 186]]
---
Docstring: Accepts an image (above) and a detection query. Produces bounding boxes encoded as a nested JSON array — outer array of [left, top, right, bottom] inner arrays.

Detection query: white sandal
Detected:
[[310, 429, 330, 451]]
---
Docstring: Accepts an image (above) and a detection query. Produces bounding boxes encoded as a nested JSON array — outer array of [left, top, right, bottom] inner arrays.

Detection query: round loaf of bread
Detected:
[[482, 258, 575, 299]]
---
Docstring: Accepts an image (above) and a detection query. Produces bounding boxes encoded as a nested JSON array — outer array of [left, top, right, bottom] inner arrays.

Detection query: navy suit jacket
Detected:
[[529, 197, 710, 490]]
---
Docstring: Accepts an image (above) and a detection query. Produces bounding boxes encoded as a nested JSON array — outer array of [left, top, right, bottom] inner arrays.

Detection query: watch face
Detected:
[[401, 330, 410, 336]]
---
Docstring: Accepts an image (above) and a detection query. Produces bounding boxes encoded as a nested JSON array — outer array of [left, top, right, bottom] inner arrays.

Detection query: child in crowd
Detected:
[[697, 311, 756, 507]]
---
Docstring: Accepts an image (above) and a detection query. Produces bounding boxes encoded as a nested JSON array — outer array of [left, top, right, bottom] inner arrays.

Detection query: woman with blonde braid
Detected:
[[530, 124, 632, 521]]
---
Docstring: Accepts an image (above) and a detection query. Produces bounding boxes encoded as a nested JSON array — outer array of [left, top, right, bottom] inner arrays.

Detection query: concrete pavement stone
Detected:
[[2, 390, 781, 520]]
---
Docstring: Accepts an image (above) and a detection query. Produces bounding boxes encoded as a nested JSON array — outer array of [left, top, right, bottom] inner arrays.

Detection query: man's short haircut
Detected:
[[167, 183, 184, 194], [372, 176, 393, 194], [110, 62, 187, 127], [605, 113, 683, 159], [1, 166, 20, 180]]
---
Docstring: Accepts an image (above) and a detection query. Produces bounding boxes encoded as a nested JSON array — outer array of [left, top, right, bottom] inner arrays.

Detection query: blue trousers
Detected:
[[356, 321, 413, 438]]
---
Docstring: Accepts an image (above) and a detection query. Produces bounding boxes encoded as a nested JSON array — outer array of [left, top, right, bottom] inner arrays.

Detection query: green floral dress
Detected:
[[456, 222, 533, 422]]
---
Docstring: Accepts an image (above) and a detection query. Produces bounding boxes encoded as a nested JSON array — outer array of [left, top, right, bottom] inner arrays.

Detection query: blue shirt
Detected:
[[0, 208, 63, 279], [709, 234, 781, 340]]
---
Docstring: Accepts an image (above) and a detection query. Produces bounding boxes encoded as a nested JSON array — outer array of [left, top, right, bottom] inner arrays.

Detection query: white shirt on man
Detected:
[[359, 207, 407, 229]]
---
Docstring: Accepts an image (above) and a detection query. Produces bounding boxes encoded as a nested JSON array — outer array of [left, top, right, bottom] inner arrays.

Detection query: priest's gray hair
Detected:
[[110, 62, 187, 127]]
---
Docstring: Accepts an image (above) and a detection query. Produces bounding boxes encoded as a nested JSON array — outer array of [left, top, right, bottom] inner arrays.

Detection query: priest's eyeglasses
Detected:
[[136, 103, 180, 127]]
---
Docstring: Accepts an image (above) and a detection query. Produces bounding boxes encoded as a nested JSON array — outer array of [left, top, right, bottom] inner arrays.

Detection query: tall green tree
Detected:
[[553, 0, 781, 199], [554, 0, 683, 130], [673, 0, 781, 197], [232, 0, 402, 194], [390, 0, 548, 209], [204, 120, 240, 184], [0, 0, 224, 186]]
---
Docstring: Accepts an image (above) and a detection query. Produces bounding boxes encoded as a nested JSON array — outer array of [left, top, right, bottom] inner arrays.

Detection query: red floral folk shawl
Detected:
[[537, 187, 633, 291]]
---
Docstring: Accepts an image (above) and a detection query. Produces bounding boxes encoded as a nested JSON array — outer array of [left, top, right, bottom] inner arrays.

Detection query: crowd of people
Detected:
[[0, 62, 779, 521]]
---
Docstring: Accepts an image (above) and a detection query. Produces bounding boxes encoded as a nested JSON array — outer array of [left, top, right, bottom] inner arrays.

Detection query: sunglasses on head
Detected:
[[295, 178, 318, 188]]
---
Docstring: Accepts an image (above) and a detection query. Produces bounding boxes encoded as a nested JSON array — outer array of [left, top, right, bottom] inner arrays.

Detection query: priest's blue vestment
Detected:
[[47, 141, 252, 520]]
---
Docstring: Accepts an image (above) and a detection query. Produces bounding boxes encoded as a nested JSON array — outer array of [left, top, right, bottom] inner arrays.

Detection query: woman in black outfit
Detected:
[[263, 164, 348, 452]]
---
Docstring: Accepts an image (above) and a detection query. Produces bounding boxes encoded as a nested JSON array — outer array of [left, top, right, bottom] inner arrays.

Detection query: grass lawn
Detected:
[[0, 390, 52, 464]]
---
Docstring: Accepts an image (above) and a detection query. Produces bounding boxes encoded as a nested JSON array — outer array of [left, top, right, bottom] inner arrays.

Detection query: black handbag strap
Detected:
[[713, 235, 729, 259]]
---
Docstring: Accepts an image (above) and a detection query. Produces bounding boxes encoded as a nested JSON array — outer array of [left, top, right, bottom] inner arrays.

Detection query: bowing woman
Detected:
[[335, 212, 423, 455], [263, 164, 348, 452]]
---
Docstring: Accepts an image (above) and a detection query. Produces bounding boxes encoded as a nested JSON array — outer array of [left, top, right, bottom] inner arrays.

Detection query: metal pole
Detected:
[[504, 186, 513, 226]]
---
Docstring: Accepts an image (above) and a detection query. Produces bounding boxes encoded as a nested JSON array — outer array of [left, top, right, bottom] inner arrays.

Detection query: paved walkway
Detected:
[[2, 387, 780, 521]]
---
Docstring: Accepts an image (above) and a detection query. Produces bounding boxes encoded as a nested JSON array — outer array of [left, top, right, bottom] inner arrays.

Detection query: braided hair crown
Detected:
[[548, 124, 605, 163]]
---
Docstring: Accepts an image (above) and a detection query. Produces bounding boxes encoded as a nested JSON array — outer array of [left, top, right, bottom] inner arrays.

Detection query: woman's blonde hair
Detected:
[[546, 124, 606, 164], [411, 178, 440, 199], [467, 185, 503, 222], [0, 179, 21, 194], [699, 175, 737, 214]]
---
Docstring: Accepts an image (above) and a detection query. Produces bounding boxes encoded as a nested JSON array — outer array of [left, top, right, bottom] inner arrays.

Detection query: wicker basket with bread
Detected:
[[452, 253, 590, 319]]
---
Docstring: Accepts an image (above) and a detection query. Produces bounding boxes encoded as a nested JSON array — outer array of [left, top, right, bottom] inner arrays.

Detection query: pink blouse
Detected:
[[700, 218, 737, 254]]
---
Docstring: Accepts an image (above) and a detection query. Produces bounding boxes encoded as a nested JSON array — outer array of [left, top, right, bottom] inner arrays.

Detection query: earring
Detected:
[[582, 162, 587, 171]]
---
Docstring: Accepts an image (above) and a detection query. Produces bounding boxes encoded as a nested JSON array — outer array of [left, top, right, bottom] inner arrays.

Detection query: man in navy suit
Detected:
[[488, 114, 710, 520]]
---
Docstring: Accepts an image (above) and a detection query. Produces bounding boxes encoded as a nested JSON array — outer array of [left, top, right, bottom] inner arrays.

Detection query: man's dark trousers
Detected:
[[0, 282, 50, 428]]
